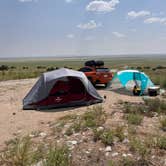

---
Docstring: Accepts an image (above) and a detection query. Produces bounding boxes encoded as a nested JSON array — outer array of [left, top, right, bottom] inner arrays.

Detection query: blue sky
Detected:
[[0, 0, 166, 57]]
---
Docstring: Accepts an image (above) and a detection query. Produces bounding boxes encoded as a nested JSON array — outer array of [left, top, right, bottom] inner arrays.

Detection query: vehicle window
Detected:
[[79, 67, 93, 72], [96, 68, 110, 72]]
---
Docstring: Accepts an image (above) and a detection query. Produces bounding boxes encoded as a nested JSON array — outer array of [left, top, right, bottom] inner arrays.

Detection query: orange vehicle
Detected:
[[79, 66, 113, 87]]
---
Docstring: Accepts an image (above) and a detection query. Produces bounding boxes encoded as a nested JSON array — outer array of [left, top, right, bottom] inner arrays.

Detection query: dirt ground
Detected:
[[0, 78, 142, 150]]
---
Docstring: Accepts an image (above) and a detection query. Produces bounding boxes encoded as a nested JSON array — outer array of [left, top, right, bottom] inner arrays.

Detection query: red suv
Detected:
[[79, 66, 113, 87]]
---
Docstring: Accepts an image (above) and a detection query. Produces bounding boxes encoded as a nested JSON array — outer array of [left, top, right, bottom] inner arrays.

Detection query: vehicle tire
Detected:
[[104, 83, 109, 88]]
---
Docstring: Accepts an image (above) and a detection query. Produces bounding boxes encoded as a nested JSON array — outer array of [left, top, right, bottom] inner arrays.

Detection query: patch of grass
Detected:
[[43, 144, 70, 166], [113, 126, 125, 142], [93, 128, 114, 146], [83, 105, 106, 128], [125, 113, 143, 125], [128, 125, 137, 135], [129, 137, 150, 159], [144, 98, 166, 114], [65, 121, 82, 136], [100, 129, 114, 146], [65, 105, 106, 136], [0, 136, 41, 166], [119, 157, 137, 166], [156, 136, 166, 150], [0, 136, 71, 166], [93, 128, 104, 142], [123, 102, 152, 117], [159, 116, 166, 131]]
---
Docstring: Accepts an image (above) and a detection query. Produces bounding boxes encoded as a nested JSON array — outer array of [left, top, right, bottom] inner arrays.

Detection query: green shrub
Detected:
[[0, 136, 41, 166], [125, 113, 143, 125], [156, 136, 166, 150], [129, 137, 149, 159], [43, 145, 70, 166], [93, 128, 104, 142], [100, 130, 114, 146], [160, 116, 166, 131], [114, 126, 125, 142]]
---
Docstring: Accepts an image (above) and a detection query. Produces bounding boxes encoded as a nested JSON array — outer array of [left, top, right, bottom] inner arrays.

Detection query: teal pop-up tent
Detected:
[[111, 70, 154, 95]]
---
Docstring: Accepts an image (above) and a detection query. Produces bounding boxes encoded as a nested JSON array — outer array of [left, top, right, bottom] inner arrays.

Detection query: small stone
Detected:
[[85, 151, 90, 154], [123, 138, 129, 144], [105, 152, 110, 157], [29, 134, 35, 138], [17, 130, 22, 134], [34, 161, 43, 166], [97, 126, 104, 132], [67, 140, 78, 146], [127, 153, 133, 157], [122, 153, 127, 157], [12, 112, 16, 115], [71, 140, 77, 145], [74, 133, 80, 136], [111, 152, 119, 157], [99, 148, 103, 151], [69, 146, 74, 150], [124, 132, 128, 136], [105, 146, 112, 152], [151, 155, 155, 159], [39, 132, 47, 138]]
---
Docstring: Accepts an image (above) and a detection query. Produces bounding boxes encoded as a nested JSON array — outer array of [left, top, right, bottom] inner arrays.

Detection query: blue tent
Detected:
[[111, 70, 154, 95]]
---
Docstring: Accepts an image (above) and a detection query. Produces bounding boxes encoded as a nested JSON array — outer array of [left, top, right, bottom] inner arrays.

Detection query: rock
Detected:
[[71, 140, 77, 145], [105, 146, 112, 152], [85, 151, 90, 154], [111, 152, 119, 157], [127, 153, 133, 157], [29, 134, 35, 138], [99, 148, 103, 151], [39, 132, 47, 138], [97, 126, 104, 132], [105, 152, 110, 157], [122, 138, 129, 144], [124, 132, 128, 136], [69, 146, 74, 150], [122, 153, 127, 157], [74, 133, 80, 136], [67, 140, 78, 146], [151, 155, 155, 159], [33, 160, 43, 166], [17, 130, 22, 134]]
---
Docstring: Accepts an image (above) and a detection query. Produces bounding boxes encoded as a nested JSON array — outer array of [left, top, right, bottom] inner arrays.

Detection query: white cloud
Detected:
[[65, 0, 72, 2], [77, 20, 102, 30], [127, 10, 150, 19], [112, 32, 126, 38], [66, 34, 75, 39], [144, 17, 166, 24], [86, 0, 119, 13], [18, 0, 38, 2]]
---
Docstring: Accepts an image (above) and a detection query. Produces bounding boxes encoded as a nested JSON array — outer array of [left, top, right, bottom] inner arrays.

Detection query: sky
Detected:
[[0, 0, 166, 57]]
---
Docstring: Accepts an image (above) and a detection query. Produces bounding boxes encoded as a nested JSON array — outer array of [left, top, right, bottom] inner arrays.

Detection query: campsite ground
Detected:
[[0, 78, 166, 166], [0, 78, 142, 149], [0, 57, 166, 165]]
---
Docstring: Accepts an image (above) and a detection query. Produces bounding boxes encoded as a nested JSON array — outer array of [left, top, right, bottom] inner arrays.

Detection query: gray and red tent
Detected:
[[23, 68, 103, 110]]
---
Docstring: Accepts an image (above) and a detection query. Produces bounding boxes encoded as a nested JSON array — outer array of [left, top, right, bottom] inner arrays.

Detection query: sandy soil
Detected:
[[0, 79, 142, 149]]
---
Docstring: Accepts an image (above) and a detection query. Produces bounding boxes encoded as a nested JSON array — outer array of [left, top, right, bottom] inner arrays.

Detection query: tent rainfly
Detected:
[[23, 68, 103, 110]]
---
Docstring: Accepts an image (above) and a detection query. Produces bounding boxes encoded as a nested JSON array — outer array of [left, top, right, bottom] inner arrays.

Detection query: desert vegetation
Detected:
[[0, 98, 166, 166], [0, 57, 166, 88]]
